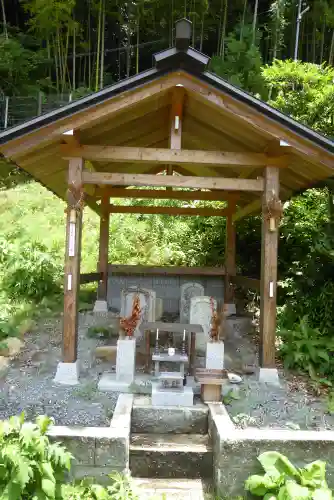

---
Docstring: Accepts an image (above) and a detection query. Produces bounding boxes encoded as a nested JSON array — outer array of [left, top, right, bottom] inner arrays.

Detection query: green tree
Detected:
[[210, 23, 265, 94]]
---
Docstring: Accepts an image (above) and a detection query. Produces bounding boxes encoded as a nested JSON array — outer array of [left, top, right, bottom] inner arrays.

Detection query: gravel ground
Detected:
[[0, 313, 120, 426], [1, 310, 333, 430], [223, 328, 334, 430]]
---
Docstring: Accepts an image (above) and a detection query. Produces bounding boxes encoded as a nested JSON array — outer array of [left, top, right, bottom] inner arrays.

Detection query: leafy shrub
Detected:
[[62, 473, 138, 499], [278, 316, 334, 383], [0, 413, 72, 499], [1, 240, 61, 301], [245, 451, 332, 499]]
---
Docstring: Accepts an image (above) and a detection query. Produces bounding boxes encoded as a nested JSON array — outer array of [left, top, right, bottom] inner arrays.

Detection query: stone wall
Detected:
[[107, 273, 224, 314], [208, 404, 334, 497], [48, 394, 133, 483]]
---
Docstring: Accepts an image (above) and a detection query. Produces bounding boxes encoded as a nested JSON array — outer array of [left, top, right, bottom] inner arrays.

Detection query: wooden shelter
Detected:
[[0, 19, 333, 383]]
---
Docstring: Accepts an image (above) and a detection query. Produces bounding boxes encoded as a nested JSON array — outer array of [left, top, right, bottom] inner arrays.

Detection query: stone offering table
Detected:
[[152, 350, 193, 406], [140, 322, 203, 375], [195, 368, 228, 403]]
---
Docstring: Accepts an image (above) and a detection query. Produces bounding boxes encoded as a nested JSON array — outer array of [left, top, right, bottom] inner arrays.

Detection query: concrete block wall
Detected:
[[107, 274, 224, 314], [208, 404, 334, 497], [48, 394, 133, 483]]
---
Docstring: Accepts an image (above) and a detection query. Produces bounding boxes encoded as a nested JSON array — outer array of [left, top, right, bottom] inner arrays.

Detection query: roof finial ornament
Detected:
[[175, 18, 192, 51]]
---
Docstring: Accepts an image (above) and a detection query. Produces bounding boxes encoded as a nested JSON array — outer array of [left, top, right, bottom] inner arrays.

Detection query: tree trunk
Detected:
[[53, 34, 60, 94], [1, 0, 8, 39], [252, 0, 259, 46], [136, 8, 140, 74], [219, 0, 228, 58], [320, 19, 325, 63], [329, 29, 334, 65], [217, 0, 223, 54], [88, 0, 91, 88], [312, 20, 316, 63], [73, 22, 76, 92], [240, 0, 248, 43], [95, 0, 102, 91], [100, 0, 105, 89], [47, 37, 51, 81], [200, 11, 205, 51]]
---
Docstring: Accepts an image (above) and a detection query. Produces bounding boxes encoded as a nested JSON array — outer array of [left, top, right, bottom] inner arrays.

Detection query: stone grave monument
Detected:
[[190, 296, 216, 355], [180, 282, 204, 323], [120, 287, 156, 342], [151, 329, 194, 406]]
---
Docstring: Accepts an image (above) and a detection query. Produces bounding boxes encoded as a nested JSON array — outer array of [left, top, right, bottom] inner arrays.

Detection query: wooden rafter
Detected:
[[108, 204, 230, 217], [2, 74, 180, 159], [177, 72, 333, 170], [82, 171, 264, 192], [61, 145, 287, 167]]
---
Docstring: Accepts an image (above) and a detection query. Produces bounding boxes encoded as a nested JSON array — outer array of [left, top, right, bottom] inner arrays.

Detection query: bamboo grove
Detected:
[[1, 0, 334, 97]]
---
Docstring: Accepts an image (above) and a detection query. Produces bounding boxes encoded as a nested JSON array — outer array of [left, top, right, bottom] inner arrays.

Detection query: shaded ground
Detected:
[[223, 328, 334, 430], [1, 311, 334, 430]]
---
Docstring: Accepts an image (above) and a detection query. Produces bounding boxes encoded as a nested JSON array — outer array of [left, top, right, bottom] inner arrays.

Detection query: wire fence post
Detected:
[[4, 96, 9, 129], [37, 91, 43, 116]]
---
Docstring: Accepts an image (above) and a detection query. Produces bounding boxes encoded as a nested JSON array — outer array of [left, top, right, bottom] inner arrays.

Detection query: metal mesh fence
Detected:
[[0, 93, 73, 131]]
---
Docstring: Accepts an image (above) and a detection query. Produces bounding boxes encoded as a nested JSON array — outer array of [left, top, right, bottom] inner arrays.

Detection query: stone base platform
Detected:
[[151, 382, 194, 407], [98, 372, 152, 393], [132, 395, 208, 434]]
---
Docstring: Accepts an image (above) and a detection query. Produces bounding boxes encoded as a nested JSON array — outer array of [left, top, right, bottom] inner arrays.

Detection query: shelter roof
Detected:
[[0, 24, 333, 216]]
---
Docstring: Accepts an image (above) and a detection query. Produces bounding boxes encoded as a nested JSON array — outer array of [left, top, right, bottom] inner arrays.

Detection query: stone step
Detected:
[[132, 478, 212, 499], [129, 433, 212, 479], [131, 395, 208, 434], [158, 371, 183, 380]]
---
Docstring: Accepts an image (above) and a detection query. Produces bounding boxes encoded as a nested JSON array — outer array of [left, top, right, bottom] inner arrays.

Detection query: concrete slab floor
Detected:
[[132, 478, 213, 499]]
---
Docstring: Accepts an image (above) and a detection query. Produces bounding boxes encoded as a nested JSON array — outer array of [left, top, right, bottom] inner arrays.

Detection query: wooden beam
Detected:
[[260, 166, 279, 368], [95, 187, 239, 202], [82, 172, 264, 192], [108, 204, 230, 217], [231, 275, 260, 291], [233, 199, 262, 221], [80, 272, 102, 284], [63, 157, 83, 364], [62, 145, 286, 167], [107, 264, 226, 276], [97, 192, 110, 300], [225, 213, 236, 302], [167, 87, 185, 182]]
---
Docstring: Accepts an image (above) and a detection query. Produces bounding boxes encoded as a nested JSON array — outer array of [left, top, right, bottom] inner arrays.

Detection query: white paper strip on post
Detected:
[[68, 222, 76, 257], [67, 274, 72, 291], [269, 281, 274, 298]]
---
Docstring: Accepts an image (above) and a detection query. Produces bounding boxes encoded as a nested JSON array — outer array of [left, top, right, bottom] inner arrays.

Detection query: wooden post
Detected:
[[224, 213, 236, 303], [63, 157, 83, 363], [259, 166, 279, 368], [97, 192, 110, 301], [167, 87, 184, 184]]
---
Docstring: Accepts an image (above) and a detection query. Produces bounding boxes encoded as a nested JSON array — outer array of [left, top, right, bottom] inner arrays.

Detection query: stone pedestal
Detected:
[[54, 361, 79, 385], [224, 303, 236, 316], [259, 367, 280, 386], [152, 382, 194, 407], [93, 300, 108, 313], [98, 338, 136, 392], [206, 341, 224, 370], [116, 338, 136, 383]]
